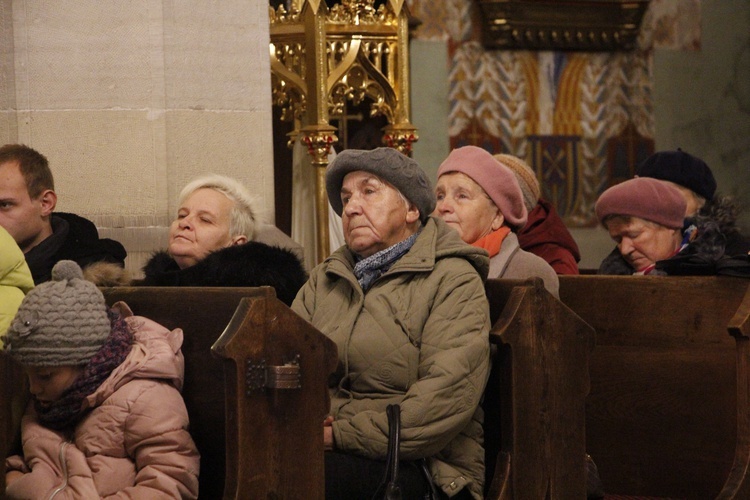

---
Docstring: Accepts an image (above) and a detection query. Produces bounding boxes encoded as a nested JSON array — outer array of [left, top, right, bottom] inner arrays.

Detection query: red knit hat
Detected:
[[595, 177, 687, 229], [437, 146, 528, 228]]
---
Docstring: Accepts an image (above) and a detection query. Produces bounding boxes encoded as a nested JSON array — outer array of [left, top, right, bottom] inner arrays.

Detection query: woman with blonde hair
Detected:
[[141, 174, 306, 305]]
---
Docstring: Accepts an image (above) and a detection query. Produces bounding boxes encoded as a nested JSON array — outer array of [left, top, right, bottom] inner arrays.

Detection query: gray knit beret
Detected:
[[326, 148, 436, 223], [4, 260, 111, 367]]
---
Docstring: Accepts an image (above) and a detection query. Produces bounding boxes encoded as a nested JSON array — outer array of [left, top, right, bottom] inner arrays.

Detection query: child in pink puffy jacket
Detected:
[[3, 260, 199, 498]]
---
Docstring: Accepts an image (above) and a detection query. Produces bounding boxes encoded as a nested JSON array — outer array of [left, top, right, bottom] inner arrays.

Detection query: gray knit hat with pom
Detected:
[[4, 260, 111, 367]]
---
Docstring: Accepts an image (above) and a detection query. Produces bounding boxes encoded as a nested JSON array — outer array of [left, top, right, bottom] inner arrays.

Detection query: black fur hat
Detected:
[[636, 149, 717, 201]]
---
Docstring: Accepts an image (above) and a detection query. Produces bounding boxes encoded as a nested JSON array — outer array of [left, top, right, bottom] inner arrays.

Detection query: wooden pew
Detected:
[[104, 282, 594, 499], [100, 286, 337, 499], [0, 286, 337, 499], [558, 275, 750, 498], [2, 280, 594, 499], [484, 278, 595, 499], [116, 280, 593, 499]]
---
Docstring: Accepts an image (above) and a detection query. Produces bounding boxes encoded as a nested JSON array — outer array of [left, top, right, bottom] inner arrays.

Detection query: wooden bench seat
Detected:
[[484, 278, 594, 499], [100, 286, 337, 499], [3, 281, 595, 499], [559, 275, 750, 499]]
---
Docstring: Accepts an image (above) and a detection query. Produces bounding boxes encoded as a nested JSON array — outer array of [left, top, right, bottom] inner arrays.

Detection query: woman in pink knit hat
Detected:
[[434, 145, 559, 297]]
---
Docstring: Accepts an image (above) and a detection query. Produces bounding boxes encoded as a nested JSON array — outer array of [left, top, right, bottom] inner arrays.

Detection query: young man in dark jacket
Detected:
[[0, 144, 126, 284]]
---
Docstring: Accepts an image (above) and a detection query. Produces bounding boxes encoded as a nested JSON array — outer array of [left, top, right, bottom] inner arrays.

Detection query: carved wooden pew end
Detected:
[[484, 278, 594, 499]]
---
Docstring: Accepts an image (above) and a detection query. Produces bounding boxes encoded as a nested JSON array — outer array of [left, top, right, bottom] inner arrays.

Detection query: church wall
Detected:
[[0, 0, 275, 276], [653, 0, 750, 232], [409, 0, 749, 270]]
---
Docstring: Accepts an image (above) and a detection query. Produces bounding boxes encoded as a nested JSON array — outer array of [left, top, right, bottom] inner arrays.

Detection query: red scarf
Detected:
[[471, 227, 511, 258]]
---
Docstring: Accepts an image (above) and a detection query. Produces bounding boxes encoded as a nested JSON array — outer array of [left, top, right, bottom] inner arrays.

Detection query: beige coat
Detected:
[[5, 306, 200, 499], [489, 232, 560, 298], [293, 217, 491, 499]]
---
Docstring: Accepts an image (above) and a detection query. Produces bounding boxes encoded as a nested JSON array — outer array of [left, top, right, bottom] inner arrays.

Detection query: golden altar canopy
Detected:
[[269, 0, 418, 261]]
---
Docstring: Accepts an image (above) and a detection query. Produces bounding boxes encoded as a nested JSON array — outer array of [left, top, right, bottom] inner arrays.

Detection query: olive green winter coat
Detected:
[[292, 217, 491, 499]]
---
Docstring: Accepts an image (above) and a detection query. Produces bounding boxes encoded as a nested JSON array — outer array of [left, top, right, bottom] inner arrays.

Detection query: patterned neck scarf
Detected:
[[679, 224, 699, 251], [635, 224, 698, 275], [35, 310, 134, 431], [353, 230, 421, 292]]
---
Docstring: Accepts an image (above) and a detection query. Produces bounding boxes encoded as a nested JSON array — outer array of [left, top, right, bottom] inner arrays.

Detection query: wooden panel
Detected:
[[101, 286, 270, 499], [485, 278, 594, 499], [559, 275, 750, 498]]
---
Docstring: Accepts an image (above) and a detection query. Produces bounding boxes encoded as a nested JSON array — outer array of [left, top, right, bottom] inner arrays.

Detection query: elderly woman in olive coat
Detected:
[[292, 148, 490, 500]]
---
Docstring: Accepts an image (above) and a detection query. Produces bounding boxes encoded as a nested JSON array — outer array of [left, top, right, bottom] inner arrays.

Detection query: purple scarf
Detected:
[[36, 310, 134, 431]]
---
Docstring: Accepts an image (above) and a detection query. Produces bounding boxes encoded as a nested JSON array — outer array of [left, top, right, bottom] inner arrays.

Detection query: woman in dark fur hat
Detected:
[[636, 149, 750, 257], [139, 174, 307, 305]]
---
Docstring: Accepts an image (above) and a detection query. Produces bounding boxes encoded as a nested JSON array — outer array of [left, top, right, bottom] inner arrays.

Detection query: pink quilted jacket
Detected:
[[5, 303, 200, 499]]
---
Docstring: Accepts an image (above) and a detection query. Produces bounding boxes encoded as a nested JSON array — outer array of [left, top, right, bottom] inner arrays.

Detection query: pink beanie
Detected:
[[437, 146, 528, 228], [595, 177, 687, 229]]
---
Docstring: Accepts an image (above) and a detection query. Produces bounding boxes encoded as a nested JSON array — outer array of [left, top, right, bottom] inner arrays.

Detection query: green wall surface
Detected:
[[654, 0, 750, 233]]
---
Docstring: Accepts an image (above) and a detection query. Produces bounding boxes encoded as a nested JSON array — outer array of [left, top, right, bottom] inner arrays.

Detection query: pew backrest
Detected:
[[101, 286, 267, 499], [559, 275, 750, 498], [0, 350, 26, 496], [484, 278, 594, 499]]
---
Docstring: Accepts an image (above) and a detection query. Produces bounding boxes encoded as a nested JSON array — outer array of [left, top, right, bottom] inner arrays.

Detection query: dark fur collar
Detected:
[[141, 241, 307, 305], [700, 195, 750, 256]]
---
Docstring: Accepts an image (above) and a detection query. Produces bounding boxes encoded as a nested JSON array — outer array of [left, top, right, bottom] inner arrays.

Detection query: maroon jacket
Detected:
[[516, 199, 581, 275]]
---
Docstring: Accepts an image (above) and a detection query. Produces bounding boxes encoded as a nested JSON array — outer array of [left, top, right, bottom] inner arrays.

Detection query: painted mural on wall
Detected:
[[407, 0, 701, 226]]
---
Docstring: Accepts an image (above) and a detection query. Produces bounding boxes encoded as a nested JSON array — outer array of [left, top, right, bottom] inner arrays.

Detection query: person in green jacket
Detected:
[[0, 224, 33, 338], [292, 147, 491, 500]]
